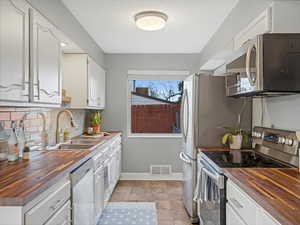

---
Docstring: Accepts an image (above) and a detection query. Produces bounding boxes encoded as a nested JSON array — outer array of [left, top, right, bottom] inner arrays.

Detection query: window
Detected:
[[127, 70, 189, 137]]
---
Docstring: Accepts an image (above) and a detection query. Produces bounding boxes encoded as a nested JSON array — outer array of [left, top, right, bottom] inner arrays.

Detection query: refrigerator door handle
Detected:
[[180, 89, 186, 141], [180, 89, 189, 142], [179, 152, 192, 164]]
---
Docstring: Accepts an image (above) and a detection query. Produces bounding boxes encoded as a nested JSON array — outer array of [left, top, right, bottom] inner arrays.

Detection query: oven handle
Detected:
[[202, 167, 224, 189]]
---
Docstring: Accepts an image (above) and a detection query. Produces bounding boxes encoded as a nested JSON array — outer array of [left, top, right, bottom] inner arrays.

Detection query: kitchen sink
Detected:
[[71, 139, 99, 144], [57, 144, 95, 150]]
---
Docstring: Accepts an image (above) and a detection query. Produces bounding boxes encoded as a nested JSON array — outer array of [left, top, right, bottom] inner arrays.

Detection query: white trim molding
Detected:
[[120, 173, 183, 181], [127, 70, 190, 81], [128, 70, 190, 75], [127, 134, 182, 139]]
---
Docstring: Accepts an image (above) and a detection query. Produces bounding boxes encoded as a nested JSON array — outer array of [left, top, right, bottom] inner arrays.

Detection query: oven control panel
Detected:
[[252, 127, 299, 156]]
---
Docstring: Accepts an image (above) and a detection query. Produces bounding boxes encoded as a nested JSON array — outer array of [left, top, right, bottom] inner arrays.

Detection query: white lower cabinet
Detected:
[[44, 201, 71, 225], [24, 177, 71, 225], [257, 209, 280, 225], [227, 179, 281, 225], [93, 135, 122, 221], [0, 176, 71, 225], [226, 203, 247, 225]]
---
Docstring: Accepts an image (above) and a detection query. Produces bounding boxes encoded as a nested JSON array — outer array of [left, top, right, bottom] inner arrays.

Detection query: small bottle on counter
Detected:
[[23, 146, 30, 160], [7, 122, 19, 162], [63, 129, 70, 142], [0, 122, 8, 161]]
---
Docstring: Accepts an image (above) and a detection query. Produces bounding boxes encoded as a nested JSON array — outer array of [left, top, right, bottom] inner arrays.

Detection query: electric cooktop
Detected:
[[201, 150, 293, 169]]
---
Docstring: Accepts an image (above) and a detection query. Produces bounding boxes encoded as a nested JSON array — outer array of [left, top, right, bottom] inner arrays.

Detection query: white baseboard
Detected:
[[120, 173, 183, 181]]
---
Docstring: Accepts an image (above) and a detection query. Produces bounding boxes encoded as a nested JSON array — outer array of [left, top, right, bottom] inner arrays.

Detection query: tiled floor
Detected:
[[110, 180, 195, 225]]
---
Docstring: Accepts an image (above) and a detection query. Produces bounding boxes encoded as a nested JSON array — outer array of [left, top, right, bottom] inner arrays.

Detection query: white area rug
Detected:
[[98, 202, 158, 225]]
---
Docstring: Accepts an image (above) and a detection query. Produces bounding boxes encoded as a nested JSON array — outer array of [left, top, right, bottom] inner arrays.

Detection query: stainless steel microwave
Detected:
[[225, 33, 300, 97]]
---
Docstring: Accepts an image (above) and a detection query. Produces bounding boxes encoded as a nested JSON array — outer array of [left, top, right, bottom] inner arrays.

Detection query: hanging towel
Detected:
[[199, 169, 219, 203]]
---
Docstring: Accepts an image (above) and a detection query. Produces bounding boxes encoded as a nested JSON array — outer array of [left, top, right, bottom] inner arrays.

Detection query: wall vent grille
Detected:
[[150, 165, 172, 175]]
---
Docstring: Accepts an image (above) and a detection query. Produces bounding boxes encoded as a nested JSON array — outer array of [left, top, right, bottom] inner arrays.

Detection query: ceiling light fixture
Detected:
[[60, 42, 68, 47], [134, 11, 168, 31]]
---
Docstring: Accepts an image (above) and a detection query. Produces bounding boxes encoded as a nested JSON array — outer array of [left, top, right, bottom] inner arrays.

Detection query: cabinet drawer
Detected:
[[226, 203, 247, 225], [25, 180, 70, 225], [44, 201, 71, 225], [227, 180, 257, 225]]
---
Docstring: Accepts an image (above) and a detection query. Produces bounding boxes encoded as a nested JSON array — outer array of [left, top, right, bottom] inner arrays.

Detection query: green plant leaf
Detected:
[[222, 133, 232, 145]]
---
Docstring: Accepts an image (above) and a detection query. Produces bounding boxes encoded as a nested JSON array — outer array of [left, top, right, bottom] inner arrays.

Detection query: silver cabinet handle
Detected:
[[50, 199, 61, 211], [34, 81, 40, 100], [230, 197, 244, 209]]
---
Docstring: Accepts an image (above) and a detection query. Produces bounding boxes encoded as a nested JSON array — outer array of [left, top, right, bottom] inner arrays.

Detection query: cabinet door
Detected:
[[31, 9, 61, 104], [0, 0, 30, 102], [94, 167, 105, 220], [87, 57, 105, 108], [116, 148, 121, 180], [97, 65, 106, 109], [87, 57, 98, 107], [226, 203, 248, 225]]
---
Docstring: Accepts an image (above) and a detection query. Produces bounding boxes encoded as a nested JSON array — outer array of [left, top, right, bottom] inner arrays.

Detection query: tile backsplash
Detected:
[[0, 107, 87, 147]]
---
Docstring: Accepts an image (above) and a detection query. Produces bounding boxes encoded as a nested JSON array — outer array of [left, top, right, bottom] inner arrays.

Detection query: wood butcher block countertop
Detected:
[[0, 131, 121, 206], [224, 168, 300, 225]]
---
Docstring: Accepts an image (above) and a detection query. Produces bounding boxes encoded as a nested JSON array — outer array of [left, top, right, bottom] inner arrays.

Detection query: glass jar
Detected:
[[0, 139, 8, 161], [7, 128, 19, 162]]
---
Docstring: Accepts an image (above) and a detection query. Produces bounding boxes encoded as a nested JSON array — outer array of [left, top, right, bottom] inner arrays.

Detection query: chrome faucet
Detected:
[[56, 109, 77, 144]]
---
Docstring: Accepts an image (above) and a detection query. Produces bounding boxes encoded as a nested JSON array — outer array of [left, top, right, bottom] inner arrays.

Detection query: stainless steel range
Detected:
[[195, 127, 299, 225]]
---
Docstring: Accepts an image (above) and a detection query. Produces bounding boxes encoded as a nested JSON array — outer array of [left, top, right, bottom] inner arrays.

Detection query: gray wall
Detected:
[[253, 96, 300, 131], [103, 54, 201, 173], [26, 0, 105, 67]]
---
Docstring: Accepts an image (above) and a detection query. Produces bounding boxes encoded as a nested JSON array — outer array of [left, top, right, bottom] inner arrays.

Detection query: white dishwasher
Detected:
[[71, 159, 95, 225]]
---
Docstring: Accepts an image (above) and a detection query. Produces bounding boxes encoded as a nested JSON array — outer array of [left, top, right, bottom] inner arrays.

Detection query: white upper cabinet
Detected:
[[0, 0, 30, 102], [234, 7, 272, 50], [62, 54, 105, 109], [88, 57, 106, 109], [234, 1, 300, 49], [30, 9, 62, 105]]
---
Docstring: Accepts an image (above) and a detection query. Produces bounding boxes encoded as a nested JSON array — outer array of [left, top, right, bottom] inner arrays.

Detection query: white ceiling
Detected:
[[62, 0, 239, 54]]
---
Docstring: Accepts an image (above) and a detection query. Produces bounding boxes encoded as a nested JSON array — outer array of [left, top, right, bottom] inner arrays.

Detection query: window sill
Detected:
[[127, 134, 183, 139]]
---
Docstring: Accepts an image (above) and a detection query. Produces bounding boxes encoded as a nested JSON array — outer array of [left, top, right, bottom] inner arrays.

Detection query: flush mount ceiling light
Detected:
[[60, 42, 68, 47], [134, 11, 168, 31]]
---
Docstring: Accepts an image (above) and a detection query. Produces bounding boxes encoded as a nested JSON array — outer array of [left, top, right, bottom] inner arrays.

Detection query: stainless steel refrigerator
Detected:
[[179, 73, 251, 223]]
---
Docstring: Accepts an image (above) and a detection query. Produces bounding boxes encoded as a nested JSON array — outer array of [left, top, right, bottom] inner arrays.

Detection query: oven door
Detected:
[[198, 166, 226, 225]]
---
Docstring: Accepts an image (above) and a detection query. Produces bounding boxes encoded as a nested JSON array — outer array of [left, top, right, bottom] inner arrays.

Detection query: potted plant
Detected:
[[90, 112, 102, 134], [222, 127, 251, 150]]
